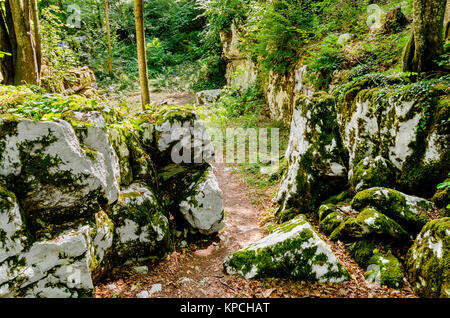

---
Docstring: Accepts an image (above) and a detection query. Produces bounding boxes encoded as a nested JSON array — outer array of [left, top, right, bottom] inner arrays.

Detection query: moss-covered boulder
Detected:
[[111, 183, 171, 265], [179, 169, 224, 235], [224, 215, 350, 282], [276, 93, 347, 221], [0, 117, 119, 228], [365, 252, 404, 289], [319, 211, 345, 235], [347, 240, 378, 268], [318, 203, 339, 222], [349, 156, 396, 193], [351, 187, 434, 233], [406, 218, 450, 298], [337, 76, 449, 198], [329, 207, 408, 242]]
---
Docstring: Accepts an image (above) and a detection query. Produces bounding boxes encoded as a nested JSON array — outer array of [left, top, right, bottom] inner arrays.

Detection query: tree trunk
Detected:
[[0, 4, 14, 84], [30, 0, 41, 73], [104, 0, 113, 76], [403, 0, 448, 73], [134, 0, 150, 110], [8, 0, 40, 85]]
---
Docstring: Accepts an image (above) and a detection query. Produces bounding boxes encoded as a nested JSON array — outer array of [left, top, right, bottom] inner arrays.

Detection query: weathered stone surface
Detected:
[[111, 183, 171, 264], [365, 253, 404, 289], [406, 218, 450, 298], [179, 169, 224, 235], [276, 92, 347, 221], [196, 89, 222, 105], [0, 214, 113, 298], [329, 207, 408, 242], [266, 71, 295, 124], [351, 187, 434, 233], [338, 77, 449, 197], [0, 118, 119, 226], [224, 215, 350, 282], [350, 156, 396, 193], [0, 184, 28, 263], [225, 59, 257, 90], [74, 113, 120, 201]]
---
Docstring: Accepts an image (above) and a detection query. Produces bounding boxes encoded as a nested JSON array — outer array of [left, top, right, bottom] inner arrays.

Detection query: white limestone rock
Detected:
[[179, 169, 224, 235], [111, 183, 171, 264], [0, 216, 114, 298], [276, 93, 347, 220], [0, 118, 119, 224], [224, 215, 350, 282], [0, 186, 28, 263], [196, 89, 222, 105]]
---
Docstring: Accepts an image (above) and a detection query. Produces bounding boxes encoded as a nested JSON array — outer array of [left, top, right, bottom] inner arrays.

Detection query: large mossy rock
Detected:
[[111, 183, 172, 265], [406, 218, 450, 298], [338, 76, 449, 198], [349, 156, 396, 193], [329, 207, 408, 242], [179, 169, 224, 235], [0, 117, 119, 228], [276, 92, 347, 222], [351, 187, 434, 233], [224, 215, 350, 282]]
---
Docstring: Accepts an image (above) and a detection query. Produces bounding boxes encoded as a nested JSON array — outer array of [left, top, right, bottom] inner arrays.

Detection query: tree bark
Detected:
[[8, 0, 40, 85], [134, 0, 150, 110], [0, 4, 14, 84], [30, 0, 41, 73], [104, 0, 113, 76], [403, 0, 448, 73]]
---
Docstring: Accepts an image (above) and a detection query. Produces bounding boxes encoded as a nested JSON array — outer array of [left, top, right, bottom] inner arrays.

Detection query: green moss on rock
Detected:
[[406, 218, 450, 298], [351, 187, 432, 233], [350, 156, 396, 193], [329, 207, 408, 242], [224, 215, 350, 282], [365, 252, 404, 289]]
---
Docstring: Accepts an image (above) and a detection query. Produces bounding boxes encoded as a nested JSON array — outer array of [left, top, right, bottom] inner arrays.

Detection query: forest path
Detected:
[[95, 91, 417, 298], [95, 163, 272, 298]]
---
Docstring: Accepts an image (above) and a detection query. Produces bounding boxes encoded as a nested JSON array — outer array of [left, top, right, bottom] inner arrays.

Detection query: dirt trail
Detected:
[[95, 163, 267, 298], [95, 91, 417, 298]]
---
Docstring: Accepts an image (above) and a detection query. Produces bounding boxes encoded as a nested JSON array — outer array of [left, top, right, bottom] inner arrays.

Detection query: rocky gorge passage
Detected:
[[94, 162, 416, 298], [0, 85, 448, 298]]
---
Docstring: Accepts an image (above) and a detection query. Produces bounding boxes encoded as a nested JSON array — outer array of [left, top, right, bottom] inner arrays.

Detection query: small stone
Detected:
[[149, 284, 162, 294], [136, 290, 149, 298], [133, 266, 149, 274]]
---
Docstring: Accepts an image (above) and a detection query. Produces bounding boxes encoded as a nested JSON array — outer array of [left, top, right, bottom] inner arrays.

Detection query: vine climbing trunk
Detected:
[[402, 0, 448, 73], [134, 0, 150, 110], [104, 0, 113, 76]]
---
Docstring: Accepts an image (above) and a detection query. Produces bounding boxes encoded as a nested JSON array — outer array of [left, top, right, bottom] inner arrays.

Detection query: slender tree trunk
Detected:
[[104, 0, 113, 76], [134, 0, 150, 109], [30, 0, 41, 73], [8, 0, 40, 85], [403, 0, 448, 73], [0, 4, 14, 84]]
